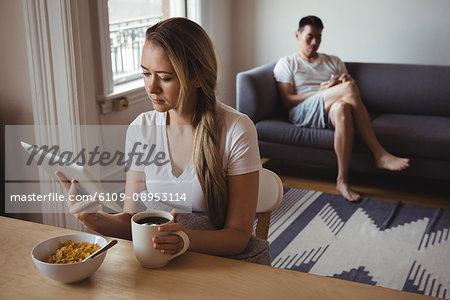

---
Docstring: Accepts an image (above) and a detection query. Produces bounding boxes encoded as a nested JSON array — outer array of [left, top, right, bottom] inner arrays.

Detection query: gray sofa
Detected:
[[236, 62, 450, 181]]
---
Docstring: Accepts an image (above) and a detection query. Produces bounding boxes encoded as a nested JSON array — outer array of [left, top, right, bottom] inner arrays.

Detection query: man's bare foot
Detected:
[[336, 181, 361, 202], [375, 153, 410, 171]]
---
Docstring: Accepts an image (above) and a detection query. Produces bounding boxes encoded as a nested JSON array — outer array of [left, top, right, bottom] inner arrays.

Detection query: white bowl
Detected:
[[31, 233, 108, 283]]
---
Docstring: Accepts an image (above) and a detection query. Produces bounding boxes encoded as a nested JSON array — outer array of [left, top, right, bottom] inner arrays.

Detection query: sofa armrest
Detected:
[[236, 62, 279, 123]]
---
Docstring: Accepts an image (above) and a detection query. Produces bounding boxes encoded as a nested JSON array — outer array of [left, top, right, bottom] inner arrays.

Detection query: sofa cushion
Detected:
[[256, 114, 450, 161], [372, 114, 450, 160], [346, 63, 450, 117], [256, 119, 376, 154], [256, 118, 335, 150]]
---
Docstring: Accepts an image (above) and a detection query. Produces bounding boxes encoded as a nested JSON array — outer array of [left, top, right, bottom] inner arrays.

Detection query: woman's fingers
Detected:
[[55, 171, 71, 193], [170, 209, 179, 223], [55, 172, 100, 228], [153, 234, 180, 244], [153, 219, 186, 254], [68, 195, 100, 215], [158, 222, 183, 232], [69, 200, 101, 215], [69, 179, 77, 195], [153, 234, 183, 254], [65, 179, 101, 215]]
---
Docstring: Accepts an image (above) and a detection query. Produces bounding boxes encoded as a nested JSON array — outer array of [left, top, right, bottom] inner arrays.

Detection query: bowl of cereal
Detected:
[[31, 233, 109, 283]]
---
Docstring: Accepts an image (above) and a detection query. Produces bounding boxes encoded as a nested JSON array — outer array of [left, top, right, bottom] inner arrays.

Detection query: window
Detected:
[[96, 0, 200, 102], [108, 0, 188, 85]]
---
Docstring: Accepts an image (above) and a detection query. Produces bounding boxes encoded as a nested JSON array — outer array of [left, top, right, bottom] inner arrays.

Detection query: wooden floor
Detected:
[[262, 159, 450, 210]]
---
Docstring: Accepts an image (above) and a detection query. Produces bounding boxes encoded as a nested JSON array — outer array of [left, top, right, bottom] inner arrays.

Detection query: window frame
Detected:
[[95, 0, 201, 111]]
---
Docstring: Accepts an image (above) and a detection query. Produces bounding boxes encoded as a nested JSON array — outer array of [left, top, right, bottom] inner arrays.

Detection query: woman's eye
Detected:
[[142, 72, 170, 82]]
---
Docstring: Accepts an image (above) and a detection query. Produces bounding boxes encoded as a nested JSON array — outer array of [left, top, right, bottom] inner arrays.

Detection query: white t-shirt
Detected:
[[273, 53, 347, 95], [125, 102, 262, 212]]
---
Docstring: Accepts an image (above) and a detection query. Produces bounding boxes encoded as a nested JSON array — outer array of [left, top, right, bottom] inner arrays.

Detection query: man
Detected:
[[273, 15, 409, 202]]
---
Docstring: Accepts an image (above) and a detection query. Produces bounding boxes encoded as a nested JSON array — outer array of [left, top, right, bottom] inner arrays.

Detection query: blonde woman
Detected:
[[56, 18, 268, 264]]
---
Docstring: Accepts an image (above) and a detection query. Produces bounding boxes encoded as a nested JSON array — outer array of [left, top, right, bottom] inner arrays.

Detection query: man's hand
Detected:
[[338, 73, 353, 83], [320, 73, 353, 90], [320, 76, 339, 89]]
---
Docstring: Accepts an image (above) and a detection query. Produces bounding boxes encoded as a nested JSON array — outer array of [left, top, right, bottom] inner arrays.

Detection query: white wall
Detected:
[[2, 0, 449, 120], [232, 0, 450, 69], [0, 0, 34, 125], [0, 0, 40, 222], [200, 0, 234, 106], [3, 0, 449, 118], [226, 0, 450, 107]]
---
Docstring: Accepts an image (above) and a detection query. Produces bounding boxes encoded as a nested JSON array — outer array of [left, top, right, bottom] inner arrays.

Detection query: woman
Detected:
[[57, 18, 268, 264]]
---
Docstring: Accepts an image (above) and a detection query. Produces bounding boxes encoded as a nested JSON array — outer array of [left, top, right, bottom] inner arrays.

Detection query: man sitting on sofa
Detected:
[[273, 15, 409, 202]]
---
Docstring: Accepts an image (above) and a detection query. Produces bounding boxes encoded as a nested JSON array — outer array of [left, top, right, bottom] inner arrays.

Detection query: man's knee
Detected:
[[332, 101, 352, 114], [330, 101, 352, 123], [340, 81, 359, 98], [324, 81, 360, 111]]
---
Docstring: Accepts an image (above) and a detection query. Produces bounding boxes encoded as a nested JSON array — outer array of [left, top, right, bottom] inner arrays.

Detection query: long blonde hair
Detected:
[[146, 18, 227, 228]]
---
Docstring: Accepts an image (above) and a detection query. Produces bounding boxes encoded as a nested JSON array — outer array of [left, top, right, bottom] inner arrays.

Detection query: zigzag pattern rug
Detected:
[[266, 188, 450, 299]]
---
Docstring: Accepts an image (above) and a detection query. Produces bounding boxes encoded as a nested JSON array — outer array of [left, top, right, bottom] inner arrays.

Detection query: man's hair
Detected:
[[298, 15, 324, 31]]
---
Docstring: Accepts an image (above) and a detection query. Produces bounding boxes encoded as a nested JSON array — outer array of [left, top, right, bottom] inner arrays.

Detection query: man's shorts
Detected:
[[288, 91, 331, 129]]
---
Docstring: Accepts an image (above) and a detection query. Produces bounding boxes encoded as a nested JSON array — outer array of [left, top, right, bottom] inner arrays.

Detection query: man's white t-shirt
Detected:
[[125, 102, 262, 212], [273, 53, 348, 95]]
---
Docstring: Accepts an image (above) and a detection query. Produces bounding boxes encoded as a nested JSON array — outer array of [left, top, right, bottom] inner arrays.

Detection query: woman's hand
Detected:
[[55, 171, 101, 229], [153, 211, 187, 255]]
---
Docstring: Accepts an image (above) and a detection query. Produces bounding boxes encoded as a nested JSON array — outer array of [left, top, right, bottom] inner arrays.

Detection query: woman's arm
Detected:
[[88, 169, 146, 239], [56, 170, 146, 240], [154, 171, 259, 256]]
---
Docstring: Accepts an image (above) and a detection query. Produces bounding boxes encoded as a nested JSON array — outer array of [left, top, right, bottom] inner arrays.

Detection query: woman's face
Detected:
[[141, 41, 181, 112]]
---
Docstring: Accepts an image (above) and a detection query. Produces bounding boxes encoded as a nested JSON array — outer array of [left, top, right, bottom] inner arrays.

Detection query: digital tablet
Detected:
[[20, 141, 122, 212]]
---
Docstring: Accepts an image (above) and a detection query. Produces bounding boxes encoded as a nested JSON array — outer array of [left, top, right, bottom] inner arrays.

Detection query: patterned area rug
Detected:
[[267, 188, 450, 299]]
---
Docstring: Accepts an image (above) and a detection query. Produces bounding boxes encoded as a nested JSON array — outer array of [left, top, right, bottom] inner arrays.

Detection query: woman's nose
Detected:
[[147, 78, 160, 93]]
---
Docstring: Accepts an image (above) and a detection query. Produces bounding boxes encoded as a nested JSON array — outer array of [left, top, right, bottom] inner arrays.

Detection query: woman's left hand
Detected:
[[152, 212, 187, 255]]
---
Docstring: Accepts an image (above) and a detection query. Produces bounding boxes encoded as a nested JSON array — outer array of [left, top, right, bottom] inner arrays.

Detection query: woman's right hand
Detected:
[[55, 171, 102, 229]]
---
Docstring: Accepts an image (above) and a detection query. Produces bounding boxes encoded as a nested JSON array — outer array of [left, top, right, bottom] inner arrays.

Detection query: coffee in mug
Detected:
[[136, 216, 170, 226], [131, 210, 189, 268]]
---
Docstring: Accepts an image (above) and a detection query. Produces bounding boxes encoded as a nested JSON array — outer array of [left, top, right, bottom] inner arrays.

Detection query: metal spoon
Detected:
[[83, 239, 118, 262]]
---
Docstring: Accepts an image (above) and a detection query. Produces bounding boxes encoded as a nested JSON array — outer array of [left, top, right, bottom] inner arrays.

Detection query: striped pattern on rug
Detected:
[[259, 188, 450, 299]]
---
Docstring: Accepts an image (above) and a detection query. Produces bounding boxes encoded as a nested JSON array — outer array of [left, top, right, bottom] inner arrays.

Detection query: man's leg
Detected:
[[328, 101, 361, 202], [323, 81, 409, 171]]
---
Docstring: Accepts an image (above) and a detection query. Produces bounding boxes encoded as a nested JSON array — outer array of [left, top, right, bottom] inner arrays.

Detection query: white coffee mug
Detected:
[[131, 210, 190, 268]]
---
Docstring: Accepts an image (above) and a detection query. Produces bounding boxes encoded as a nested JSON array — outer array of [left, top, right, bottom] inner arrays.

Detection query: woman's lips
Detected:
[[151, 98, 164, 104]]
